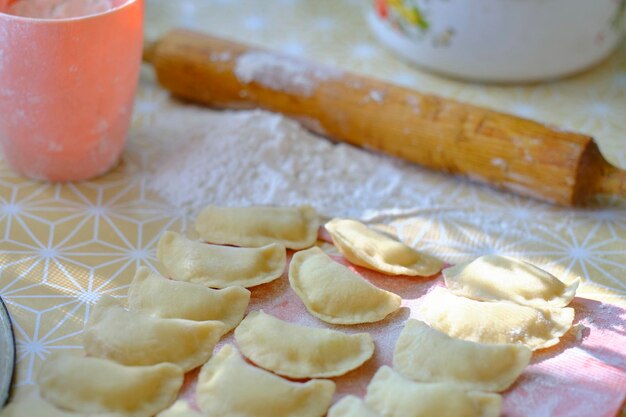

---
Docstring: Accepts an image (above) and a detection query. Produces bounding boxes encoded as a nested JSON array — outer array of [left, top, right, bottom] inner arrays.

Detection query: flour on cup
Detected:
[[7, 0, 116, 19]]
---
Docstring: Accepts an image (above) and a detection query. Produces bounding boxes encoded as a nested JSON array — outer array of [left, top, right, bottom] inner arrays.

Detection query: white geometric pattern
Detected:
[[0, 172, 185, 387], [0, 0, 625, 396]]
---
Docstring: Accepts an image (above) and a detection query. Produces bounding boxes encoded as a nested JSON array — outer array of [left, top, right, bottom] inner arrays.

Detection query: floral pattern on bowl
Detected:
[[375, 0, 457, 47]]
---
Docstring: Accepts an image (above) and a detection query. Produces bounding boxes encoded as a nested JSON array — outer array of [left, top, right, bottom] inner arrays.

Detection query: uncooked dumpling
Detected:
[[195, 205, 319, 250], [365, 367, 501, 417], [37, 355, 182, 417], [325, 218, 443, 276], [128, 267, 250, 332], [83, 296, 224, 371], [234, 310, 374, 378], [327, 396, 381, 417], [289, 247, 401, 324], [0, 393, 124, 417], [196, 345, 335, 417], [443, 255, 579, 308], [418, 287, 574, 350], [157, 231, 286, 288], [157, 401, 204, 417], [393, 320, 531, 392]]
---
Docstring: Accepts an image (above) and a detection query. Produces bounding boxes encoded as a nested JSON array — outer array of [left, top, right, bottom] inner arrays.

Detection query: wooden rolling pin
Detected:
[[143, 29, 625, 206]]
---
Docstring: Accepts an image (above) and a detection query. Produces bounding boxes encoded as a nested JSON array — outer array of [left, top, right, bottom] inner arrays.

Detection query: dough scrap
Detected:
[[157, 231, 286, 288], [327, 396, 381, 417], [37, 354, 182, 417], [443, 255, 579, 308], [234, 310, 375, 378], [157, 401, 204, 417], [289, 247, 401, 324], [418, 287, 575, 350], [393, 320, 531, 392], [196, 345, 335, 417], [128, 266, 250, 332], [195, 205, 319, 250], [325, 218, 443, 276], [83, 296, 224, 371], [365, 366, 501, 417], [0, 393, 124, 417]]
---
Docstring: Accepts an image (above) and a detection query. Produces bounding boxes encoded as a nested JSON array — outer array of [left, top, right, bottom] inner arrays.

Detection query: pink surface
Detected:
[[0, 0, 142, 181], [175, 250, 626, 417]]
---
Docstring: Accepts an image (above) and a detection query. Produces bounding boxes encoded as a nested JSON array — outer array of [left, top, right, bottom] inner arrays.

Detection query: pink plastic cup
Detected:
[[0, 0, 143, 181]]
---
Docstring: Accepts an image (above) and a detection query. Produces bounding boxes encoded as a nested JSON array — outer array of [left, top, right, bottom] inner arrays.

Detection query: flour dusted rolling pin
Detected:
[[143, 30, 626, 206]]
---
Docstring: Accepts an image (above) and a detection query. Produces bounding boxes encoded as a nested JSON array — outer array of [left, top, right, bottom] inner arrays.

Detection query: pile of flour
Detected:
[[130, 105, 456, 219]]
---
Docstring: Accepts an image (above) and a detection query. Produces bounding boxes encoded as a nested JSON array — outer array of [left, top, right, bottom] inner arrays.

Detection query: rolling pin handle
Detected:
[[143, 39, 158, 64], [594, 160, 626, 199]]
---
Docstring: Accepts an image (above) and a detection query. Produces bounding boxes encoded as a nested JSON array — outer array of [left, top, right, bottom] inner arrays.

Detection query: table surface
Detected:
[[0, 0, 625, 399]]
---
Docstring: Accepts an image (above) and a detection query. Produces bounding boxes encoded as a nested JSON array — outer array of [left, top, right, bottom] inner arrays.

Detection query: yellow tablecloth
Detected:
[[1, 0, 625, 394]]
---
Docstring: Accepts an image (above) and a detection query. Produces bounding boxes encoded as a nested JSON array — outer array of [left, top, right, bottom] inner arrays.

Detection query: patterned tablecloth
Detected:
[[0, 0, 625, 405]]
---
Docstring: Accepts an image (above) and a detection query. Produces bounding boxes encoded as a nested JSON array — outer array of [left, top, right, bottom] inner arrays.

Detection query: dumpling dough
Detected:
[[157, 401, 204, 417], [443, 255, 579, 308], [0, 393, 124, 417], [83, 296, 225, 371], [196, 345, 335, 417], [195, 205, 319, 250], [418, 287, 574, 350], [365, 366, 501, 417], [289, 247, 401, 324], [234, 310, 375, 378], [393, 320, 531, 392], [37, 355, 182, 417], [325, 218, 443, 276], [327, 396, 381, 417], [128, 267, 250, 332], [157, 231, 286, 288]]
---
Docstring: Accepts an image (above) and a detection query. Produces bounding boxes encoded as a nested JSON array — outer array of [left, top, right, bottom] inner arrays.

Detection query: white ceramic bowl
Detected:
[[368, 0, 626, 82]]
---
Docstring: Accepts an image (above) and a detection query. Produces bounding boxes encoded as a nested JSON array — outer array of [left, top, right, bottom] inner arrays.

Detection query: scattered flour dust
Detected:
[[131, 106, 443, 219], [234, 51, 342, 96], [7, 0, 116, 18]]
